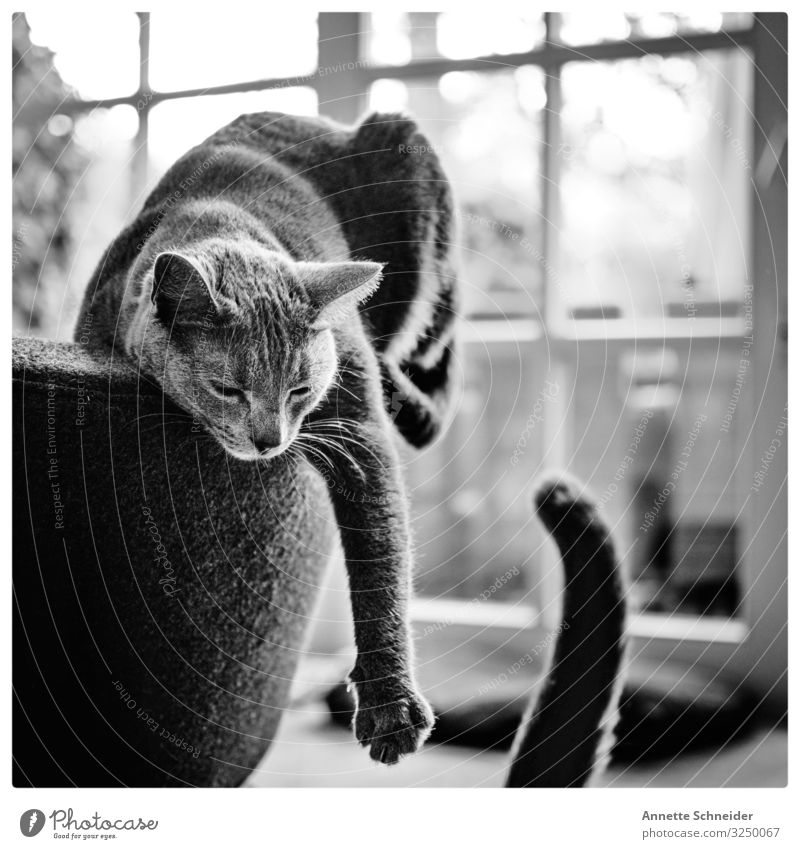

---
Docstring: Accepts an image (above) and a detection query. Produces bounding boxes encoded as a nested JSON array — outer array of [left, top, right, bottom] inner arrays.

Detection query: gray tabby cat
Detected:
[[76, 109, 626, 779], [77, 111, 448, 764]]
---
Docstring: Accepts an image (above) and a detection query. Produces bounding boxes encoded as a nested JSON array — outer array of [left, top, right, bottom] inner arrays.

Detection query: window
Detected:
[[558, 51, 751, 324], [16, 13, 784, 664], [352, 13, 759, 633]]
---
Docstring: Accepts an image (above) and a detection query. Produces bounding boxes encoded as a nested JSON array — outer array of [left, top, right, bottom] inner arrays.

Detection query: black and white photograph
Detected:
[[9, 5, 790, 845]]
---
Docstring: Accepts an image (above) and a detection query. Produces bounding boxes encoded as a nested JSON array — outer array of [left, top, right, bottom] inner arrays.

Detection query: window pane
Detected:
[[148, 88, 318, 181], [564, 342, 750, 619], [558, 12, 753, 45], [364, 11, 431, 65], [25, 11, 140, 99], [364, 11, 545, 66], [149, 11, 318, 90], [436, 10, 545, 59], [404, 337, 550, 606], [369, 69, 545, 318], [557, 51, 752, 323], [16, 105, 140, 340]]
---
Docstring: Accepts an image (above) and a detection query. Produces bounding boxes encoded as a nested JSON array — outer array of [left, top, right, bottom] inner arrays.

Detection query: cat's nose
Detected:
[[253, 412, 285, 455], [253, 417, 285, 454], [254, 436, 281, 454]]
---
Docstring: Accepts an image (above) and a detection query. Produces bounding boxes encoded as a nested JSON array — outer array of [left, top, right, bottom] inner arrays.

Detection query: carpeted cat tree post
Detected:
[[13, 337, 336, 787]]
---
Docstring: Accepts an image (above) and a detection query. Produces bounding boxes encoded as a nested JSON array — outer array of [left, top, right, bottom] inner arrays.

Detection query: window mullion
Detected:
[[316, 12, 365, 123], [541, 16, 562, 333], [131, 12, 151, 199]]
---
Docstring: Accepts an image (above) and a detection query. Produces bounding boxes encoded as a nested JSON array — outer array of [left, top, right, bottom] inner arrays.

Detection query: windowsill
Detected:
[[461, 318, 542, 343], [460, 315, 748, 346], [411, 596, 538, 631], [411, 597, 748, 645], [628, 611, 747, 644], [547, 315, 748, 343]]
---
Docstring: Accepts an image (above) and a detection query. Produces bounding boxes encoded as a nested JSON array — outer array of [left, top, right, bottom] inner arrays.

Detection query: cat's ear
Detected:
[[151, 251, 231, 327], [297, 260, 383, 327]]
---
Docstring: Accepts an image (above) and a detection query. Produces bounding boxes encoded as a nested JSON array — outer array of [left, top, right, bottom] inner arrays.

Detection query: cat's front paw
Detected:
[[350, 680, 435, 765]]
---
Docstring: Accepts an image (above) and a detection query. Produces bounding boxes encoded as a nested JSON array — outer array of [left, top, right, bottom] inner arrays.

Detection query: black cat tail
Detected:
[[379, 344, 456, 449], [505, 474, 627, 787]]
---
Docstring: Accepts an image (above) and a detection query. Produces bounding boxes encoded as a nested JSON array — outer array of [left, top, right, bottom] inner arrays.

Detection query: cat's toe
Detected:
[[352, 689, 435, 765], [353, 708, 377, 748], [374, 741, 402, 765]]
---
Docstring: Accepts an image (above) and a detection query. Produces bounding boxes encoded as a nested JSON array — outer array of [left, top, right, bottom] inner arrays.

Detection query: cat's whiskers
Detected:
[[304, 419, 384, 468], [280, 444, 317, 501], [293, 436, 339, 476], [335, 364, 365, 378], [329, 380, 360, 401], [297, 431, 364, 476], [297, 433, 368, 482], [308, 416, 368, 430], [309, 431, 383, 470]]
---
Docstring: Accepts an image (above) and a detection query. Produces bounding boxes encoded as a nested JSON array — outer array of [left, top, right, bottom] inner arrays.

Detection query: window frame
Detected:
[[55, 12, 785, 706]]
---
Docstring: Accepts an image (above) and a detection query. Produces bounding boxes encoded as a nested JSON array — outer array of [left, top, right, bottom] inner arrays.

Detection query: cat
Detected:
[[74, 110, 461, 765], [75, 108, 627, 779], [505, 474, 627, 787]]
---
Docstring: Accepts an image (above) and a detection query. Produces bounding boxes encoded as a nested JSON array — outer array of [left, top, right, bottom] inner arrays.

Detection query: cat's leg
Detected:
[[304, 393, 434, 765]]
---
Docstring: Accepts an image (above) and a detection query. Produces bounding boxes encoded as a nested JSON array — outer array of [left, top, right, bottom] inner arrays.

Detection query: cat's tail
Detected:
[[505, 474, 627, 787]]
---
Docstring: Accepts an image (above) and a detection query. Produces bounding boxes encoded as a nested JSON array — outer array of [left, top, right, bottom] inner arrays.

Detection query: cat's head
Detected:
[[142, 241, 381, 461]]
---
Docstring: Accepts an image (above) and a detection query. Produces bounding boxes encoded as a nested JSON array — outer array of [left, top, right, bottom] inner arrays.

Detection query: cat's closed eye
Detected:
[[289, 386, 311, 398], [209, 380, 247, 401]]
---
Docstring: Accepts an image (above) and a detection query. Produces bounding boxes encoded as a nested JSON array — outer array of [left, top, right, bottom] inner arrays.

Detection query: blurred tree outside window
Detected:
[[12, 13, 87, 337]]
